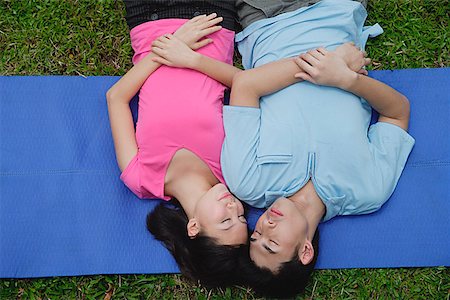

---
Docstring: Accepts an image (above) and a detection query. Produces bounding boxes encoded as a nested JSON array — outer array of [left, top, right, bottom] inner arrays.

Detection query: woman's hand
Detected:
[[151, 34, 200, 69], [173, 13, 223, 50], [294, 47, 357, 89]]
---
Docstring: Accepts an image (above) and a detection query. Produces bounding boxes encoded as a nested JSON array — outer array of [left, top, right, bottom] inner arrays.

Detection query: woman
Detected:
[[106, 1, 247, 287]]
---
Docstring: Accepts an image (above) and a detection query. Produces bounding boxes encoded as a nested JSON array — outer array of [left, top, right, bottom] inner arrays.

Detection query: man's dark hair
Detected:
[[239, 229, 320, 298], [146, 202, 245, 288]]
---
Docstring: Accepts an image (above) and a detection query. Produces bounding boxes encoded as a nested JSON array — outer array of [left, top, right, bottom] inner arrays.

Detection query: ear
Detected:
[[298, 239, 314, 265], [187, 218, 200, 239]]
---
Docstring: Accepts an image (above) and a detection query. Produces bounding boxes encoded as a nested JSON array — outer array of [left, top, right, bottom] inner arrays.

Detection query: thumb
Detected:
[[151, 56, 173, 66], [294, 72, 312, 82], [192, 38, 213, 50]]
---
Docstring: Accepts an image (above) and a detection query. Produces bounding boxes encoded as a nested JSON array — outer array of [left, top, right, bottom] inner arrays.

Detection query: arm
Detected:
[[106, 53, 162, 171], [151, 34, 241, 87], [229, 43, 370, 108], [229, 58, 302, 107], [107, 14, 225, 171], [151, 40, 369, 107], [295, 48, 410, 130]]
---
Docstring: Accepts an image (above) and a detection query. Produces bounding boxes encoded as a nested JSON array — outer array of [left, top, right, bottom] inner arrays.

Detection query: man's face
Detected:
[[249, 197, 308, 272]]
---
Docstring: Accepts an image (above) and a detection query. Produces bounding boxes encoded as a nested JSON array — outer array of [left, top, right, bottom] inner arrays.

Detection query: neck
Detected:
[[166, 174, 215, 219], [289, 181, 326, 240]]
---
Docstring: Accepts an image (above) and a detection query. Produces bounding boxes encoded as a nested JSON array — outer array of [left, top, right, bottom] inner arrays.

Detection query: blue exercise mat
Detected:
[[1, 68, 449, 278]]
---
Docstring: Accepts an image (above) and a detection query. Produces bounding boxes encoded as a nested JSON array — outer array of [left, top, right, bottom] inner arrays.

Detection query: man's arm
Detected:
[[295, 48, 410, 130], [229, 43, 369, 108], [229, 58, 302, 108]]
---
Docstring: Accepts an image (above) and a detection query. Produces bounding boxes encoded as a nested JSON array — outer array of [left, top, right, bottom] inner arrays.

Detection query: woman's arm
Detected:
[[106, 53, 162, 171], [151, 34, 240, 87], [295, 48, 410, 130], [107, 14, 225, 171]]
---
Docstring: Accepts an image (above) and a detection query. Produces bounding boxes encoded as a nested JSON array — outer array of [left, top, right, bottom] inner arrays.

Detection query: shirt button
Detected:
[[193, 11, 201, 17], [150, 13, 158, 21]]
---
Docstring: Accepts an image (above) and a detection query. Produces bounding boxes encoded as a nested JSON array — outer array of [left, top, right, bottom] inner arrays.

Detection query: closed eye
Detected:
[[238, 215, 247, 224], [221, 218, 231, 223], [264, 244, 276, 254]]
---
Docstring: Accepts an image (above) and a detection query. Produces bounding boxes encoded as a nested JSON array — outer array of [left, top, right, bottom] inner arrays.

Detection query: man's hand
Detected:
[[294, 47, 357, 89], [173, 13, 223, 50], [151, 34, 200, 69], [335, 42, 371, 75]]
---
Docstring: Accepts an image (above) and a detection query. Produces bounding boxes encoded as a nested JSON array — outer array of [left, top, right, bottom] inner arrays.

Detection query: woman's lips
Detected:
[[219, 192, 232, 201]]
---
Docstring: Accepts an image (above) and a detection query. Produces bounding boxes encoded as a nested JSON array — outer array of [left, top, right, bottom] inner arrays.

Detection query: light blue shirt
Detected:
[[221, 0, 415, 221]]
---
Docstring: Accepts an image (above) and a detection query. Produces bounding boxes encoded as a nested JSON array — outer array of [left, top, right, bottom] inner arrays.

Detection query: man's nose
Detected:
[[264, 217, 276, 228]]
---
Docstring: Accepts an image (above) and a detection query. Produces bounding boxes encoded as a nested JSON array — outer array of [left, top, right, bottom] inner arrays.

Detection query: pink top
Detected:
[[120, 19, 235, 200]]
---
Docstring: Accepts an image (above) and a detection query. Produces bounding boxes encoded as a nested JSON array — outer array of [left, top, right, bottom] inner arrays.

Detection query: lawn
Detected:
[[1, 0, 449, 299]]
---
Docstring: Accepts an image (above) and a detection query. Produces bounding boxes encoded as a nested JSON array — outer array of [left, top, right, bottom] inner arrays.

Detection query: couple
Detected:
[[107, 0, 414, 297]]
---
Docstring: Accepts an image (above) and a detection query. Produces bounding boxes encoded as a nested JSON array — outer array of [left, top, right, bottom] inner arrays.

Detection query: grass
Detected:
[[1, 0, 449, 299]]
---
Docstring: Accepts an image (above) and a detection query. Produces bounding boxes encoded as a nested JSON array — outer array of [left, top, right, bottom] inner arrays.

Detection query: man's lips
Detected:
[[270, 208, 283, 217]]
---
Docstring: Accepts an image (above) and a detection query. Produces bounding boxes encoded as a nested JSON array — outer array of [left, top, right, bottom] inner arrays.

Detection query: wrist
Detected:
[[339, 71, 359, 91], [189, 52, 203, 70]]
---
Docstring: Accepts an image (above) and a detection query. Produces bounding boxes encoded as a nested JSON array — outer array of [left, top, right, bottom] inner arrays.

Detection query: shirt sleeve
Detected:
[[119, 154, 143, 199], [221, 105, 262, 200], [367, 122, 415, 208]]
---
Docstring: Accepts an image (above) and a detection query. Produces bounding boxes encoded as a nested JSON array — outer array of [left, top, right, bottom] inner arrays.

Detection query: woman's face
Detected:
[[193, 183, 248, 245]]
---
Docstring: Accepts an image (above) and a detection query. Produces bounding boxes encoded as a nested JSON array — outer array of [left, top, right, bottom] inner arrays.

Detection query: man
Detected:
[[221, 1, 414, 297]]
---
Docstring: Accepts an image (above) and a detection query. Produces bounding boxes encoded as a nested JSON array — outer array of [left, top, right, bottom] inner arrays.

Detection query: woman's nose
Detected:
[[226, 199, 236, 208]]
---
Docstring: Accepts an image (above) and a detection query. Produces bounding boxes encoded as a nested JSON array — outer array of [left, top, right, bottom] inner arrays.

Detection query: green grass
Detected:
[[1, 0, 449, 299]]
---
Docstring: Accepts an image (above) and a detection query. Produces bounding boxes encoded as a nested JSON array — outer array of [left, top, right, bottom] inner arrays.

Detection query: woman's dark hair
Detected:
[[146, 202, 245, 287], [238, 229, 320, 298]]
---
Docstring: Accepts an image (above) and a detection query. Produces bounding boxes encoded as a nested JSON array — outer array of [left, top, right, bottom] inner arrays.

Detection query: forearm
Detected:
[[107, 52, 161, 104], [343, 74, 410, 129], [230, 57, 302, 107], [191, 54, 241, 87]]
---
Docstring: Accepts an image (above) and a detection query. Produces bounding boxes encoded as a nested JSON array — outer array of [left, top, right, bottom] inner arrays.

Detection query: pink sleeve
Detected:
[[119, 154, 143, 198]]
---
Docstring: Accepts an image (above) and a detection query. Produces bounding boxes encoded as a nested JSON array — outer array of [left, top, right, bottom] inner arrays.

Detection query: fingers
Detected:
[[204, 13, 219, 22], [316, 47, 328, 55], [299, 50, 324, 67], [151, 40, 166, 49], [192, 38, 213, 50], [202, 16, 223, 29], [152, 34, 172, 46], [357, 68, 368, 76], [151, 46, 165, 57], [364, 57, 371, 66], [151, 56, 173, 67], [294, 71, 316, 84], [190, 14, 207, 22], [295, 56, 315, 75], [307, 49, 324, 61], [201, 25, 222, 36]]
